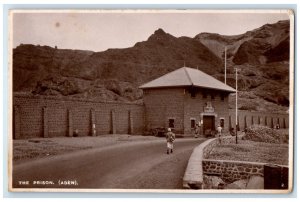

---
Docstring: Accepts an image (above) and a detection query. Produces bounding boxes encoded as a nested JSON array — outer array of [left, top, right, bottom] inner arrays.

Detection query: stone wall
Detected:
[[183, 136, 236, 189], [203, 138, 218, 158], [143, 87, 288, 136], [13, 95, 145, 139], [228, 110, 289, 131], [184, 89, 230, 134], [183, 135, 289, 189], [143, 88, 185, 133], [143, 87, 231, 134], [202, 136, 264, 184], [13, 93, 289, 140], [202, 136, 288, 184], [183, 138, 216, 189], [202, 159, 265, 183]]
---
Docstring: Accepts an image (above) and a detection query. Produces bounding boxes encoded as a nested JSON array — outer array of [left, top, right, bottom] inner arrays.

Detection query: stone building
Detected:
[[139, 67, 236, 135], [13, 66, 288, 139]]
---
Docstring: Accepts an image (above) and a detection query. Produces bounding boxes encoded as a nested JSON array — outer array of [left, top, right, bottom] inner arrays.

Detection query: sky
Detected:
[[12, 11, 290, 52]]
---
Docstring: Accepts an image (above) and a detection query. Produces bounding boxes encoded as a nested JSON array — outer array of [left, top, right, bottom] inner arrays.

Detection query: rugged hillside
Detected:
[[13, 28, 222, 102], [195, 20, 289, 65], [13, 20, 290, 113], [195, 20, 290, 112]]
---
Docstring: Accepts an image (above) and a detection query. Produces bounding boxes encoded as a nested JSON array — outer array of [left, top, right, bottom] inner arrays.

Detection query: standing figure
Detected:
[[194, 124, 199, 138], [166, 128, 176, 154], [217, 125, 222, 144]]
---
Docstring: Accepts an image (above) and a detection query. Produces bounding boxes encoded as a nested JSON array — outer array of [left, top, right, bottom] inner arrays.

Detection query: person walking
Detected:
[[217, 125, 222, 144], [166, 128, 175, 154]]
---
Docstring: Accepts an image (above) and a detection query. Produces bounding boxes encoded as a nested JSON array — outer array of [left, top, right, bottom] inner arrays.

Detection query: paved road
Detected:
[[13, 138, 205, 189]]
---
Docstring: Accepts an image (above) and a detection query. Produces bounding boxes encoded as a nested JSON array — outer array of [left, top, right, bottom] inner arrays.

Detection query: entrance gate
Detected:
[[203, 115, 215, 136]]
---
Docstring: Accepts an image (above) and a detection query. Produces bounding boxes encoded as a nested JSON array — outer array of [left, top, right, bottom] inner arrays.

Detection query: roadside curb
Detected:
[[182, 138, 216, 189]]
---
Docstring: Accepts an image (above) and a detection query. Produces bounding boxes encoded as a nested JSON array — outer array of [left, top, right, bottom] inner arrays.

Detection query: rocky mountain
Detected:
[[13, 28, 222, 102], [13, 20, 290, 112], [195, 20, 290, 112], [195, 20, 289, 65]]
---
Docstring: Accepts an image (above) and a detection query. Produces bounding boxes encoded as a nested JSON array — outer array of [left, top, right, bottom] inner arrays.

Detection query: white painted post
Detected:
[[225, 46, 227, 84], [235, 68, 238, 144]]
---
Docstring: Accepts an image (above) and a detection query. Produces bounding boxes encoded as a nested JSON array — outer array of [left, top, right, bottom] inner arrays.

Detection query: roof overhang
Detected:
[[139, 85, 236, 93], [139, 67, 236, 93]]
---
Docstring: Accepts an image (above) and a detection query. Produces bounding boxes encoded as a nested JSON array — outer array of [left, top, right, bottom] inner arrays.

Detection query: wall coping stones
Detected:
[[202, 159, 287, 168], [13, 93, 144, 106], [183, 138, 216, 189], [228, 109, 288, 116], [203, 159, 266, 167]]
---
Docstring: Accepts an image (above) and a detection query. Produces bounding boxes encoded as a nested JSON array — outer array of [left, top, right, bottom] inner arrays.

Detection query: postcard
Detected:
[[8, 9, 294, 193]]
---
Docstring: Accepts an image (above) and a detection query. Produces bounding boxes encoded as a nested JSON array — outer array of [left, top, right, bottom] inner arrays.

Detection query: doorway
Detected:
[[220, 118, 225, 128], [203, 115, 215, 136]]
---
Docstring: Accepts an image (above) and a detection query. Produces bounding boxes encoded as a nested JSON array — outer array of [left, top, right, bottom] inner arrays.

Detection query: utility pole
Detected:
[[183, 52, 186, 67], [225, 46, 227, 84], [235, 67, 238, 144]]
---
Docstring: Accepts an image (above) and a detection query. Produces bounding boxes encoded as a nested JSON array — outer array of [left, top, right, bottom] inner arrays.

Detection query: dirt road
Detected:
[[13, 138, 205, 189]]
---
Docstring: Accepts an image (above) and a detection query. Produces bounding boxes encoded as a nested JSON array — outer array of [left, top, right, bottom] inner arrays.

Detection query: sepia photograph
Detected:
[[9, 9, 294, 193]]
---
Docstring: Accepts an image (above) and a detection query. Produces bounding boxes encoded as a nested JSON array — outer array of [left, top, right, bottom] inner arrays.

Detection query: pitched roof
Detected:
[[139, 67, 236, 92]]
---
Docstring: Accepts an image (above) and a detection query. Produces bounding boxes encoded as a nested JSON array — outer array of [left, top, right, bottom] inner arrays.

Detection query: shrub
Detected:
[[239, 103, 257, 111], [243, 124, 283, 143]]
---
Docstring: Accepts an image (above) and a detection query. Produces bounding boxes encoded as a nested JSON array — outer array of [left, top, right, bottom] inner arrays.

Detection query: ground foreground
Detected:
[[13, 135, 159, 164], [207, 140, 289, 165], [12, 137, 205, 189]]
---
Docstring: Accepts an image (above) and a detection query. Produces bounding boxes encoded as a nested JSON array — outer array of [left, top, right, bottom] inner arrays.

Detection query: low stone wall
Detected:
[[183, 136, 237, 189], [202, 135, 288, 185], [202, 138, 218, 158], [182, 138, 215, 189], [202, 159, 264, 183], [183, 134, 288, 189]]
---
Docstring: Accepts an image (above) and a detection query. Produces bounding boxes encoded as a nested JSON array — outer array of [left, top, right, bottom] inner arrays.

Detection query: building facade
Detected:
[[140, 67, 236, 135]]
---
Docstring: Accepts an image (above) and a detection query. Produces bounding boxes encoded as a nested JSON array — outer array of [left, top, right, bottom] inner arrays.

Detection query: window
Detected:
[[191, 91, 196, 98], [202, 90, 207, 98], [191, 119, 196, 129], [190, 88, 196, 98], [169, 119, 175, 128], [221, 93, 225, 101]]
